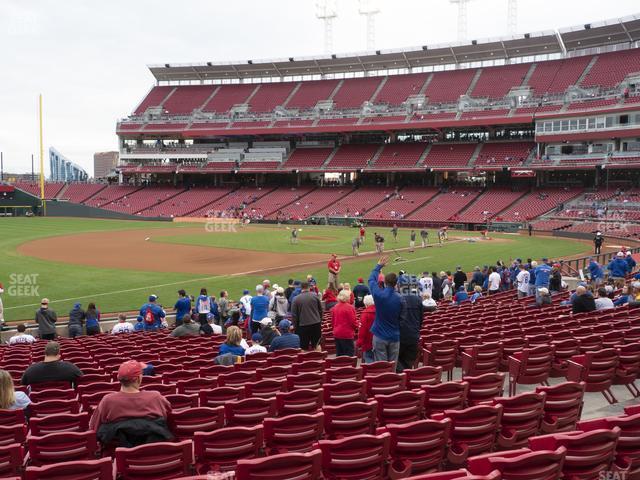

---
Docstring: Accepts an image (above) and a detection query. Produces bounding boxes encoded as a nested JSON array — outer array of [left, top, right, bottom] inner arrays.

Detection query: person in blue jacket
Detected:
[[534, 259, 552, 299], [626, 252, 637, 273], [134, 315, 145, 332], [173, 290, 191, 327], [608, 252, 629, 283], [453, 286, 469, 305], [587, 258, 604, 286], [368, 256, 402, 364], [139, 295, 166, 331]]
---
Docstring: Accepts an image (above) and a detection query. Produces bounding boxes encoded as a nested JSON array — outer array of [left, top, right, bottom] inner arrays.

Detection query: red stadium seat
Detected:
[[566, 348, 619, 404], [315, 433, 391, 480], [24, 457, 113, 480], [194, 425, 263, 473], [198, 386, 245, 408], [30, 399, 80, 417], [322, 400, 378, 438], [325, 367, 363, 383], [325, 356, 358, 368], [245, 379, 286, 398], [176, 378, 217, 395], [362, 361, 396, 377], [423, 340, 458, 381], [169, 406, 224, 440], [29, 389, 77, 402], [322, 380, 367, 406], [375, 390, 425, 426], [263, 412, 324, 454], [26, 431, 99, 466], [286, 372, 326, 390], [0, 443, 22, 478], [535, 382, 585, 433], [463, 373, 505, 406], [224, 397, 276, 426], [256, 366, 291, 381], [490, 392, 546, 448], [508, 345, 554, 396], [403, 469, 502, 479], [291, 360, 325, 375], [405, 366, 443, 389], [466, 447, 567, 480], [422, 381, 469, 416], [276, 388, 323, 416], [115, 440, 193, 479], [365, 372, 406, 397], [140, 383, 177, 396], [614, 342, 640, 397], [235, 449, 322, 480], [29, 412, 90, 436], [461, 343, 503, 376], [217, 371, 257, 388], [165, 394, 199, 410]]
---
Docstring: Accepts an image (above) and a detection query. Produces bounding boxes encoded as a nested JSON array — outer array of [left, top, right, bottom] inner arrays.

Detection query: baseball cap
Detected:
[[40, 298, 49, 307], [278, 319, 292, 331], [357, 277, 364, 283], [259, 317, 272, 326], [276, 287, 284, 294], [627, 252, 633, 256], [148, 294, 158, 302], [243, 289, 250, 295], [117, 360, 146, 381], [331, 253, 337, 257], [251, 332, 263, 342], [262, 279, 270, 285], [272, 284, 279, 290], [617, 252, 624, 257]]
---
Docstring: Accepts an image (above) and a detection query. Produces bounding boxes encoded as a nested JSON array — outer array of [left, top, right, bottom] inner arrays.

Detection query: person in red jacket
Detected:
[[322, 284, 338, 310], [356, 295, 376, 363], [332, 290, 358, 357]]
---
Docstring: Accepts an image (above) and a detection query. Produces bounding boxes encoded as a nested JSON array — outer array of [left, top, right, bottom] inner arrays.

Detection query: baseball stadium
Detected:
[[1, 2, 640, 479]]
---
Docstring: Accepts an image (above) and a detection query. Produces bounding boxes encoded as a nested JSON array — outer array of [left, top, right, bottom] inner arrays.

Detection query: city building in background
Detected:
[[49, 147, 88, 182], [94, 151, 119, 179]]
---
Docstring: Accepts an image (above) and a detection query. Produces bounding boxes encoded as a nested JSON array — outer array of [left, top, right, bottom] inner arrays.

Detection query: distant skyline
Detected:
[[0, 0, 638, 175]]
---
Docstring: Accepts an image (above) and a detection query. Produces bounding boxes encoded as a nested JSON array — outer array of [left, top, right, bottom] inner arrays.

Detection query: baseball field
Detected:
[[1, 217, 596, 322]]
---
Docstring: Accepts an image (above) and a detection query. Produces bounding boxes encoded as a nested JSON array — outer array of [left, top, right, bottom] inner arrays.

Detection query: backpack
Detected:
[[144, 305, 155, 325]]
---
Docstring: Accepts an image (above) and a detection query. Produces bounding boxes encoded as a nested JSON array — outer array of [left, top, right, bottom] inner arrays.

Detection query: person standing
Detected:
[[352, 237, 360, 256], [534, 259, 552, 300], [549, 264, 563, 294], [391, 224, 399, 242], [68, 303, 85, 338], [173, 290, 191, 327], [528, 224, 533, 236], [357, 295, 376, 363], [594, 232, 604, 255], [409, 230, 416, 252], [397, 289, 423, 372], [218, 291, 231, 326], [353, 277, 370, 308], [431, 272, 442, 301], [587, 258, 604, 286], [327, 254, 341, 289], [138, 295, 165, 331], [420, 229, 429, 248], [291, 282, 323, 350], [195, 288, 212, 326], [418, 272, 433, 297], [35, 298, 57, 340], [85, 303, 101, 336], [516, 264, 530, 299], [332, 290, 357, 357], [607, 252, 629, 286], [359, 225, 366, 242], [487, 267, 501, 295], [250, 285, 270, 334], [453, 266, 467, 292], [368, 257, 402, 364]]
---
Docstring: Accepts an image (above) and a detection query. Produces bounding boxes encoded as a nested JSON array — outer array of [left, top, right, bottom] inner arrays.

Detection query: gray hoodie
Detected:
[[36, 307, 58, 335], [68, 304, 85, 328]]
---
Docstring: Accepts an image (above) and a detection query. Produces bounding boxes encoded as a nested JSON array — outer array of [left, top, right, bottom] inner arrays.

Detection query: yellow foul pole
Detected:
[[39, 94, 46, 216]]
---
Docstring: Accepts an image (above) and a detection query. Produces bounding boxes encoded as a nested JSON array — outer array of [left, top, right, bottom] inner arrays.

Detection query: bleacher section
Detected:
[[57, 184, 107, 204], [98, 186, 184, 215], [407, 188, 481, 222], [497, 188, 583, 222], [422, 143, 477, 169], [162, 85, 216, 115], [202, 84, 255, 113], [456, 189, 528, 223], [137, 187, 232, 218], [15, 182, 65, 199], [285, 80, 339, 109], [370, 143, 428, 169], [471, 63, 530, 98], [330, 77, 382, 109], [245, 186, 315, 220], [423, 69, 476, 103], [313, 186, 394, 218], [474, 142, 534, 168], [373, 73, 429, 105], [324, 144, 380, 170], [525, 56, 593, 95], [268, 187, 353, 221], [363, 187, 439, 221], [133, 86, 173, 114], [83, 185, 142, 209], [187, 186, 275, 218], [282, 147, 333, 170], [581, 49, 640, 88]]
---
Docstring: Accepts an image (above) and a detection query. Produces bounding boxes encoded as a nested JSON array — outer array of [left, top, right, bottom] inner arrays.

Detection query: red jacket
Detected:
[[356, 305, 376, 351], [332, 302, 357, 340], [323, 289, 337, 305]]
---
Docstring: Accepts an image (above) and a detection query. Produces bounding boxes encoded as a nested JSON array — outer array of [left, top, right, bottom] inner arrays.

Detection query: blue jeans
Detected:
[[362, 350, 375, 364], [372, 335, 400, 364], [68, 325, 83, 338]]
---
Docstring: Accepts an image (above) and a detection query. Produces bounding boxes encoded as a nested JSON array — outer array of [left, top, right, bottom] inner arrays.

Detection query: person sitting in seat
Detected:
[[21, 341, 83, 387], [90, 360, 172, 448], [269, 320, 300, 352], [0, 369, 31, 412], [170, 314, 201, 337]]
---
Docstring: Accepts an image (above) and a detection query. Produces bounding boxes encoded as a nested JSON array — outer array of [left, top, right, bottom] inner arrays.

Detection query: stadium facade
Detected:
[[49, 147, 88, 183]]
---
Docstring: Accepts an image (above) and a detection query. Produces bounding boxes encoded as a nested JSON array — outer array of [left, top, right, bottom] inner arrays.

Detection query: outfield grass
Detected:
[[1, 217, 589, 322]]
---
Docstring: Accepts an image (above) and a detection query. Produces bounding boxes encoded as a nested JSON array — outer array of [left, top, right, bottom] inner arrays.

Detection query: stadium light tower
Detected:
[[507, 0, 518, 35], [450, 0, 471, 42], [358, 0, 381, 51], [316, 0, 338, 54]]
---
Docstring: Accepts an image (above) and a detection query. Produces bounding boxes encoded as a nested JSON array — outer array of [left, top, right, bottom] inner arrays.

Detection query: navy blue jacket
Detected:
[[368, 264, 402, 342]]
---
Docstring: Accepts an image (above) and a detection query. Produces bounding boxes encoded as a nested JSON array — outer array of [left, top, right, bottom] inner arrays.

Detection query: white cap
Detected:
[[617, 252, 624, 257], [259, 317, 272, 326], [627, 252, 632, 256], [538, 287, 549, 295]]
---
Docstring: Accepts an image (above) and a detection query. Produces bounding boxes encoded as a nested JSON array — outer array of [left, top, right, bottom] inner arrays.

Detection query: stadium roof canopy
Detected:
[[149, 14, 640, 83]]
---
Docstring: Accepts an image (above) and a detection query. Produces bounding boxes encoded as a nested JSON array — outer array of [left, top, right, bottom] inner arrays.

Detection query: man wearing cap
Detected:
[[353, 277, 370, 308], [328, 254, 341, 290], [594, 232, 604, 254], [607, 252, 629, 285], [173, 290, 191, 327], [453, 266, 467, 292], [138, 295, 166, 331], [22, 341, 83, 386], [268, 319, 301, 352], [68, 303, 85, 338], [250, 285, 270, 334], [587, 258, 604, 286], [35, 298, 57, 340], [90, 360, 172, 447], [291, 282, 323, 350], [352, 237, 360, 256], [409, 230, 416, 252], [259, 317, 277, 347]]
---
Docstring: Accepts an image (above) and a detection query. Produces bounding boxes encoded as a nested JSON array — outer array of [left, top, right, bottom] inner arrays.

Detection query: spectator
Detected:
[[595, 287, 615, 310], [451, 285, 467, 305], [284, 279, 296, 301], [534, 259, 552, 297], [613, 285, 632, 306], [111, 314, 134, 334], [9, 324, 36, 345], [571, 286, 596, 314], [218, 291, 231, 325], [627, 252, 637, 273], [421, 292, 437, 311], [245, 333, 267, 355], [357, 295, 376, 363], [469, 266, 484, 290], [195, 288, 213, 326], [250, 285, 270, 334], [291, 282, 323, 351], [200, 315, 222, 336], [398, 289, 423, 372], [549, 264, 562, 293], [134, 316, 144, 332], [535, 287, 552, 307], [219, 326, 245, 356], [587, 258, 604, 286], [431, 272, 442, 300], [173, 290, 191, 327], [90, 360, 172, 447], [470, 285, 483, 304], [85, 303, 101, 335], [35, 298, 57, 340], [288, 281, 303, 310], [138, 295, 165, 331], [259, 318, 278, 347], [342, 282, 355, 305], [607, 252, 629, 285], [440, 272, 453, 300], [170, 314, 201, 337], [0, 369, 31, 411], [269, 320, 300, 352], [239, 289, 252, 323], [68, 303, 85, 338], [368, 257, 402, 364], [418, 272, 433, 297], [353, 277, 370, 308], [327, 254, 341, 289], [487, 267, 501, 295], [332, 290, 357, 357], [322, 284, 338, 310], [453, 266, 467, 291], [268, 287, 289, 322], [516, 264, 530, 299], [21, 341, 83, 386]]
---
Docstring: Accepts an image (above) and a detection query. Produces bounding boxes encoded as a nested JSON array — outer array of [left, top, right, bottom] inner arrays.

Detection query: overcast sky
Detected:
[[0, 0, 638, 176]]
